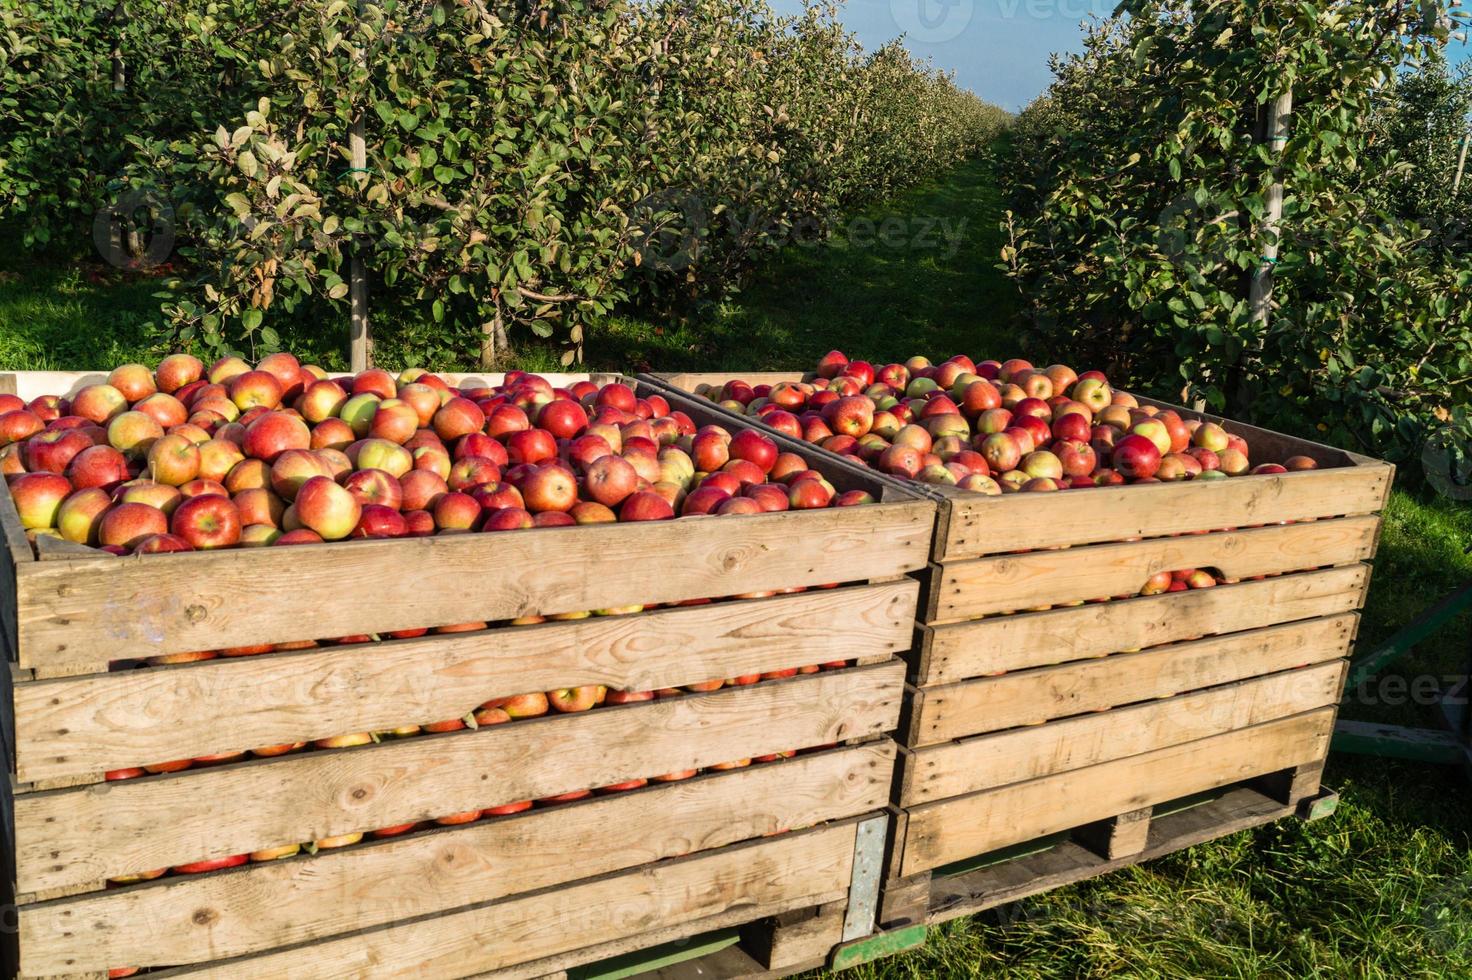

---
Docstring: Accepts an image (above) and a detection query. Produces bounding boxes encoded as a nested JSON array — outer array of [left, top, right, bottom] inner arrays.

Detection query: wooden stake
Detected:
[[1249, 87, 1293, 331], [348, 3, 372, 371]]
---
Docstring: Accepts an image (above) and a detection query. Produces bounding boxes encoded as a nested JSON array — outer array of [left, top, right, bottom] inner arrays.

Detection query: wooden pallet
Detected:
[[876, 764, 1337, 933], [0, 371, 933, 979], [644, 369, 1388, 913]]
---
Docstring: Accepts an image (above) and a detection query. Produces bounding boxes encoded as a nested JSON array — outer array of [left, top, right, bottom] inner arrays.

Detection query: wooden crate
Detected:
[[0, 371, 934, 979], [644, 369, 1389, 918]]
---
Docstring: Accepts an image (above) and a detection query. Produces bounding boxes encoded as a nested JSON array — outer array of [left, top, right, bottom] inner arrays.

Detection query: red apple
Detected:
[[521, 464, 578, 512], [56, 486, 112, 543], [169, 493, 242, 549], [66, 445, 130, 489], [1113, 434, 1162, 480], [243, 411, 311, 462], [155, 353, 205, 394], [620, 491, 674, 521], [98, 502, 169, 549], [24, 428, 92, 474]]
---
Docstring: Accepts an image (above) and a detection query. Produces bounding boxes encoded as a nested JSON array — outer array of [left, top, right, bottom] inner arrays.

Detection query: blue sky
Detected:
[[772, 0, 1472, 112]]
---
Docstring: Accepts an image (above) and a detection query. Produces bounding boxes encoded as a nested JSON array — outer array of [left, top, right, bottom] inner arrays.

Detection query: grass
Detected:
[[3, 148, 1472, 979]]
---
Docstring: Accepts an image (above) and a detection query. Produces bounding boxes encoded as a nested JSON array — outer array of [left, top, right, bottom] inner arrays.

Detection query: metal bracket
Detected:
[[841, 814, 887, 942]]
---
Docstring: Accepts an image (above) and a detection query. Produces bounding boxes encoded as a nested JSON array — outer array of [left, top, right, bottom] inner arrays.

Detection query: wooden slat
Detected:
[[149, 819, 860, 980], [928, 515, 1380, 622], [907, 615, 1354, 746], [917, 565, 1368, 683], [899, 707, 1335, 875], [13, 580, 917, 783], [900, 661, 1345, 805], [18, 744, 893, 974], [15, 660, 902, 894], [934, 464, 1389, 560], [13, 500, 931, 676]]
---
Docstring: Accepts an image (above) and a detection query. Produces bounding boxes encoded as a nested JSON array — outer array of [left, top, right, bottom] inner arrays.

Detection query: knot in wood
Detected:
[[184, 604, 208, 623], [192, 907, 220, 926]]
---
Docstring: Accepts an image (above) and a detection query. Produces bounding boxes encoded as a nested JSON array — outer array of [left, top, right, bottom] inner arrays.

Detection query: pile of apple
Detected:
[[692, 352, 1321, 492], [1, 353, 874, 556]]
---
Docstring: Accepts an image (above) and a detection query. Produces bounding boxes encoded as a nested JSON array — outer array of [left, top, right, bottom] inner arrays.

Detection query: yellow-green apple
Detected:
[[240, 524, 281, 546], [1191, 422, 1230, 453], [312, 731, 373, 749], [248, 843, 301, 862], [169, 422, 212, 446], [99, 502, 169, 549], [339, 392, 381, 436], [410, 444, 452, 481], [1021, 450, 1063, 481], [294, 476, 360, 540], [155, 353, 204, 394], [547, 686, 600, 712], [242, 412, 310, 462], [24, 428, 91, 473], [146, 433, 201, 486], [1071, 377, 1112, 412], [56, 486, 112, 542], [171, 493, 242, 549], [192, 396, 240, 422], [350, 437, 412, 477], [1186, 569, 1217, 588], [314, 832, 365, 849]]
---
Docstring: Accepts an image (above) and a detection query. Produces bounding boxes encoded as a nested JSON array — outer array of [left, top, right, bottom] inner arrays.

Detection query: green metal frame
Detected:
[[1331, 581, 1472, 767]]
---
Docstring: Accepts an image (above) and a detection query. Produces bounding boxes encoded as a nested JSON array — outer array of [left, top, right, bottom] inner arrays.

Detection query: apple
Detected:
[[620, 491, 675, 521], [1284, 455, 1318, 471], [56, 486, 112, 543], [269, 449, 331, 500], [179, 478, 229, 498], [979, 432, 1021, 473], [433, 491, 482, 530], [24, 428, 92, 473], [728, 430, 778, 473], [1113, 434, 1162, 480], [171, 494, 242, 549], [118, 480, 183, 515], [506, 428, 558, 466], [1192, 422, 1230, 453], [584, 454, 638, 507], [145, 432, 202, 486], [1218, 448, 1250, 476], [235, 487, 286, 527], [173, 854, 249, 874], [360, 399, 417, 445], [243, 412, 311, 462], [878, 444, 924, 478], [0, 410, 43, 448], [228, 370, 284, 411], [66, 445, 130, 489], [294, 476, 362, 540], [482, 506, 535, 531], [548, 686, 600, 712], [155, 353, 204, 394], [521, 464, 578, 512], [70, 384, 129, 425]]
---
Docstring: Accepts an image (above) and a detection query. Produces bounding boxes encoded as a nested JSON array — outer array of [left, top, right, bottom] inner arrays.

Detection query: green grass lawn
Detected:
[[3, 149, 1471, 978]]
